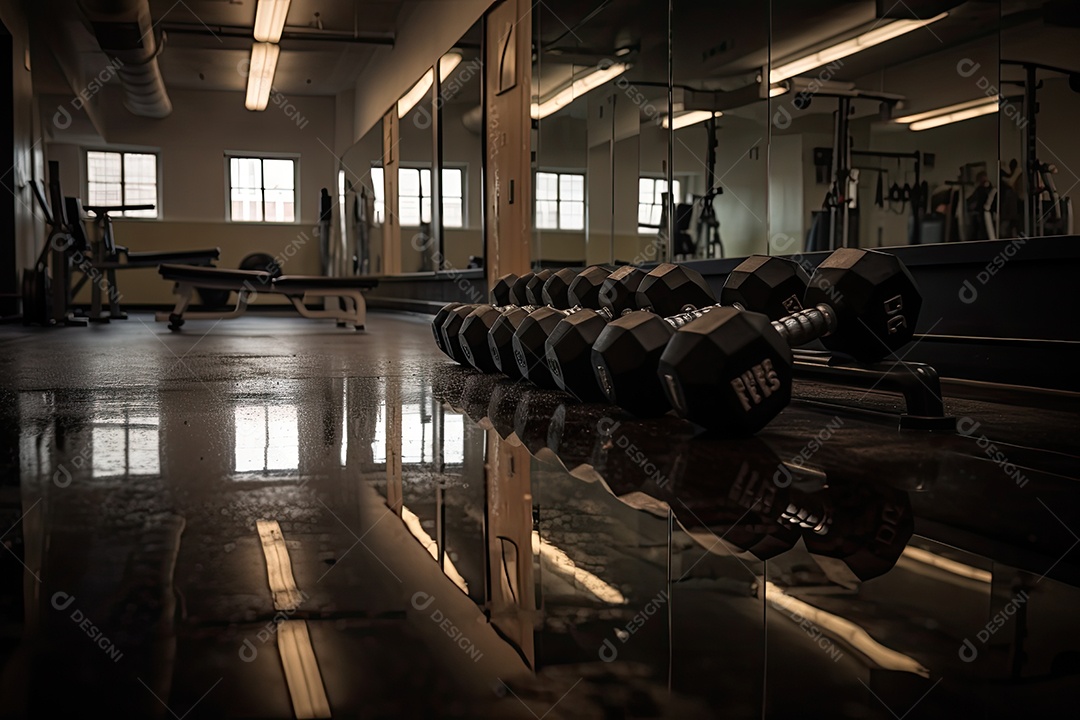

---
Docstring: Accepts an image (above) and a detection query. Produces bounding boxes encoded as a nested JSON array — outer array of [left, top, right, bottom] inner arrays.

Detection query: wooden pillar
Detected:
[[484, 429, 536, 665], [381, 109, 402, 275], [483, 0, 533, 288]]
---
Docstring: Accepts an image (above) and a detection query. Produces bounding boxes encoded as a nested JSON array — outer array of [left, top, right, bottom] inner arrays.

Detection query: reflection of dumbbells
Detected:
[[659, 248, 922, 434], [588, 256, 808, 413], [542, 400, 913, 575]]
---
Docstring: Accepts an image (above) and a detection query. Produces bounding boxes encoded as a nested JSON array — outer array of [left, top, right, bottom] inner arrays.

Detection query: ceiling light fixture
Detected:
[[530, 62, 630, 119], [770, 12, 948, 84], [397, 53, 463, 119], [893, 97, 999, 130], [254, 0, 292, 43], [662, 110, 722, 130], [245, 42, 280, 111], [769, 85, 789, 97]]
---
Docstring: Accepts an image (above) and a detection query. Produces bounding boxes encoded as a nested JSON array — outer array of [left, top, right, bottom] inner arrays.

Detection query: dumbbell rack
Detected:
[[790, 349, 954, 431]]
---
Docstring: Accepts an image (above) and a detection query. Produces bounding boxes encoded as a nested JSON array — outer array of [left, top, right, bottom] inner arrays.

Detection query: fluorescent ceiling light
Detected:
[[762, 581, 930, 676], [532, 531, 626, 605], [769, 86, 789, 97], [254, 0, 292, 43], [397, 53, 463, 119], [663, 110, 722, 130], [893, 97, 999, 130], [770, 12, 948, 84], [250, 0, 289, 43], [531, 62, 630, 119], [898, 546, 992, 583], [908, 102, 998, 131], [245, 42, 280, 111]]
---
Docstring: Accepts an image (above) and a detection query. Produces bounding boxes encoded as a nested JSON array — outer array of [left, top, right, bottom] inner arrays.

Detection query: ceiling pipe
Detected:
[[79, 0, 172, 118]]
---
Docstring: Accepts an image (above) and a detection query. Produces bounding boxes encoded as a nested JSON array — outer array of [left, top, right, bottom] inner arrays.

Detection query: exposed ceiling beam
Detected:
[[160, 22, 395, 45]]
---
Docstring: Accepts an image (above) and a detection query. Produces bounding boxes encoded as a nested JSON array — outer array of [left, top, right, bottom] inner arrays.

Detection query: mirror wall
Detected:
[[340, 20, 484, 276], [530, 0, 1079, 269], [338, 0, 1079, 278]]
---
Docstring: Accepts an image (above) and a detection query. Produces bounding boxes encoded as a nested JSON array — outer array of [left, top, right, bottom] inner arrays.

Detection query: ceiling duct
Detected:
[[79, 0, 172, 118]]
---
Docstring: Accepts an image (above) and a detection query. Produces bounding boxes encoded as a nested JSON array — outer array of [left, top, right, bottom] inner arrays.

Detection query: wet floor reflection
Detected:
[[4, 332, 1080, 718]]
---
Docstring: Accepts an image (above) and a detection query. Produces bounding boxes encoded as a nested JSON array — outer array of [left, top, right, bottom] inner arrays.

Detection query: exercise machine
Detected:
[[1002, 60, 1077, 238]]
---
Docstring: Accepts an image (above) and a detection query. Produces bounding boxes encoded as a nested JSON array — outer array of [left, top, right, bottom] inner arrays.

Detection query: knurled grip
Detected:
[[770, 304, 836, 347], [663, 304, 723, 330]]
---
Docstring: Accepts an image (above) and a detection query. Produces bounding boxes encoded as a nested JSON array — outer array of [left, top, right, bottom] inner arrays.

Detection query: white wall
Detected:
[[351, 0, 493, 142], [44, 86, 337, 303]]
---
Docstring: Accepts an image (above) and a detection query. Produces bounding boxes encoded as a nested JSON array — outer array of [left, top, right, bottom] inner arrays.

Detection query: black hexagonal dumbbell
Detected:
[[658, 248, 922, 434], [485, 268, 581, 377], [511, 266, 618, 388], [590, 256, 809, 415], [456, 264, 659, 379], [433, 274, 520, 365], [447, 268, 579, 371], [438, 268, 569, 368]]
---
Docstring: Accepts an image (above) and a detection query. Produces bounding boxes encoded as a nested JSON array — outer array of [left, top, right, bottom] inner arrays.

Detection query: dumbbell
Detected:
[[523, 260, 748, 394], [658, 248, 922, 434], [451, 265, 648, 376], [459, 268, 580, 373], [435, 268, 565, 367], [432, 270, 524, 363], [583, 256, 809, 412]]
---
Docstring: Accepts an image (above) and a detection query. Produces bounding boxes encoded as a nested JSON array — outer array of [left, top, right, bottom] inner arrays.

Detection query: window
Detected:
[[638, 177, 681, 233], [234, 405, 299, 474], [371, 401, 464, 465], [535, 171, 585, 230], [369, 166, 464, 227], [86, 150, 158, 218], [228, 156, 296, 222], [92, 411, 160, 477]]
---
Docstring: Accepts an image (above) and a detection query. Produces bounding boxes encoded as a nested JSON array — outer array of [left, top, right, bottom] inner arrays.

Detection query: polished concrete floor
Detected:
[[1, 312, 1078, 718]]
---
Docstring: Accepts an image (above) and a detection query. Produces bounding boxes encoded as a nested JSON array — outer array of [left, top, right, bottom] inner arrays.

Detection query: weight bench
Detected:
[[155, 264, 379, 331], [66, 197, 220, 321]]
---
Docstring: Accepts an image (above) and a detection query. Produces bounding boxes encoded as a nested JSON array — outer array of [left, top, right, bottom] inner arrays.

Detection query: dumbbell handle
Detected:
[[662, 303, 732, 330], [557, 305, 615, 321], [769, 304, 837, 348]]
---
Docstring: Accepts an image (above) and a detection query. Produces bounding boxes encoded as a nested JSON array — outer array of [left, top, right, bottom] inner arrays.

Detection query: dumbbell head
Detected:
[[592, 311, 676, 417], [545, 310, 609, 401], [440, 305, 480, 365], [658, 307, 793, 434], [804, 248, 922, 362], [489, 306, 531, 378], [568, 265, 611, 309], [490, 274, 518, 305], [509, 272, 535, 305], [542, 268, 579, 309], [720, 255, 810, 320], [458, 306, 503, 372], [599, 266, 647, 315], [432, 302, 464, 357], [803, 483, 914, 586], [635, 263, 715, 317], [511, 307, 566, 388], [525, 269, 553, 305]]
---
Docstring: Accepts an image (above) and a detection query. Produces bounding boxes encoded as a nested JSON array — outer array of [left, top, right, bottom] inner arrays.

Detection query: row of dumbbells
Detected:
[[432, 247, 922, 434]]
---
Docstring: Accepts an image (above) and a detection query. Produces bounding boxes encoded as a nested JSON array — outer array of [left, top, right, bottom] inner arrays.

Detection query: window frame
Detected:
[[369, 163, 467, 228], [637, 176, 682, 234], [534, 169, 586, 231], [83, 148, 162, 220], [224, 151, 301, 224]]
